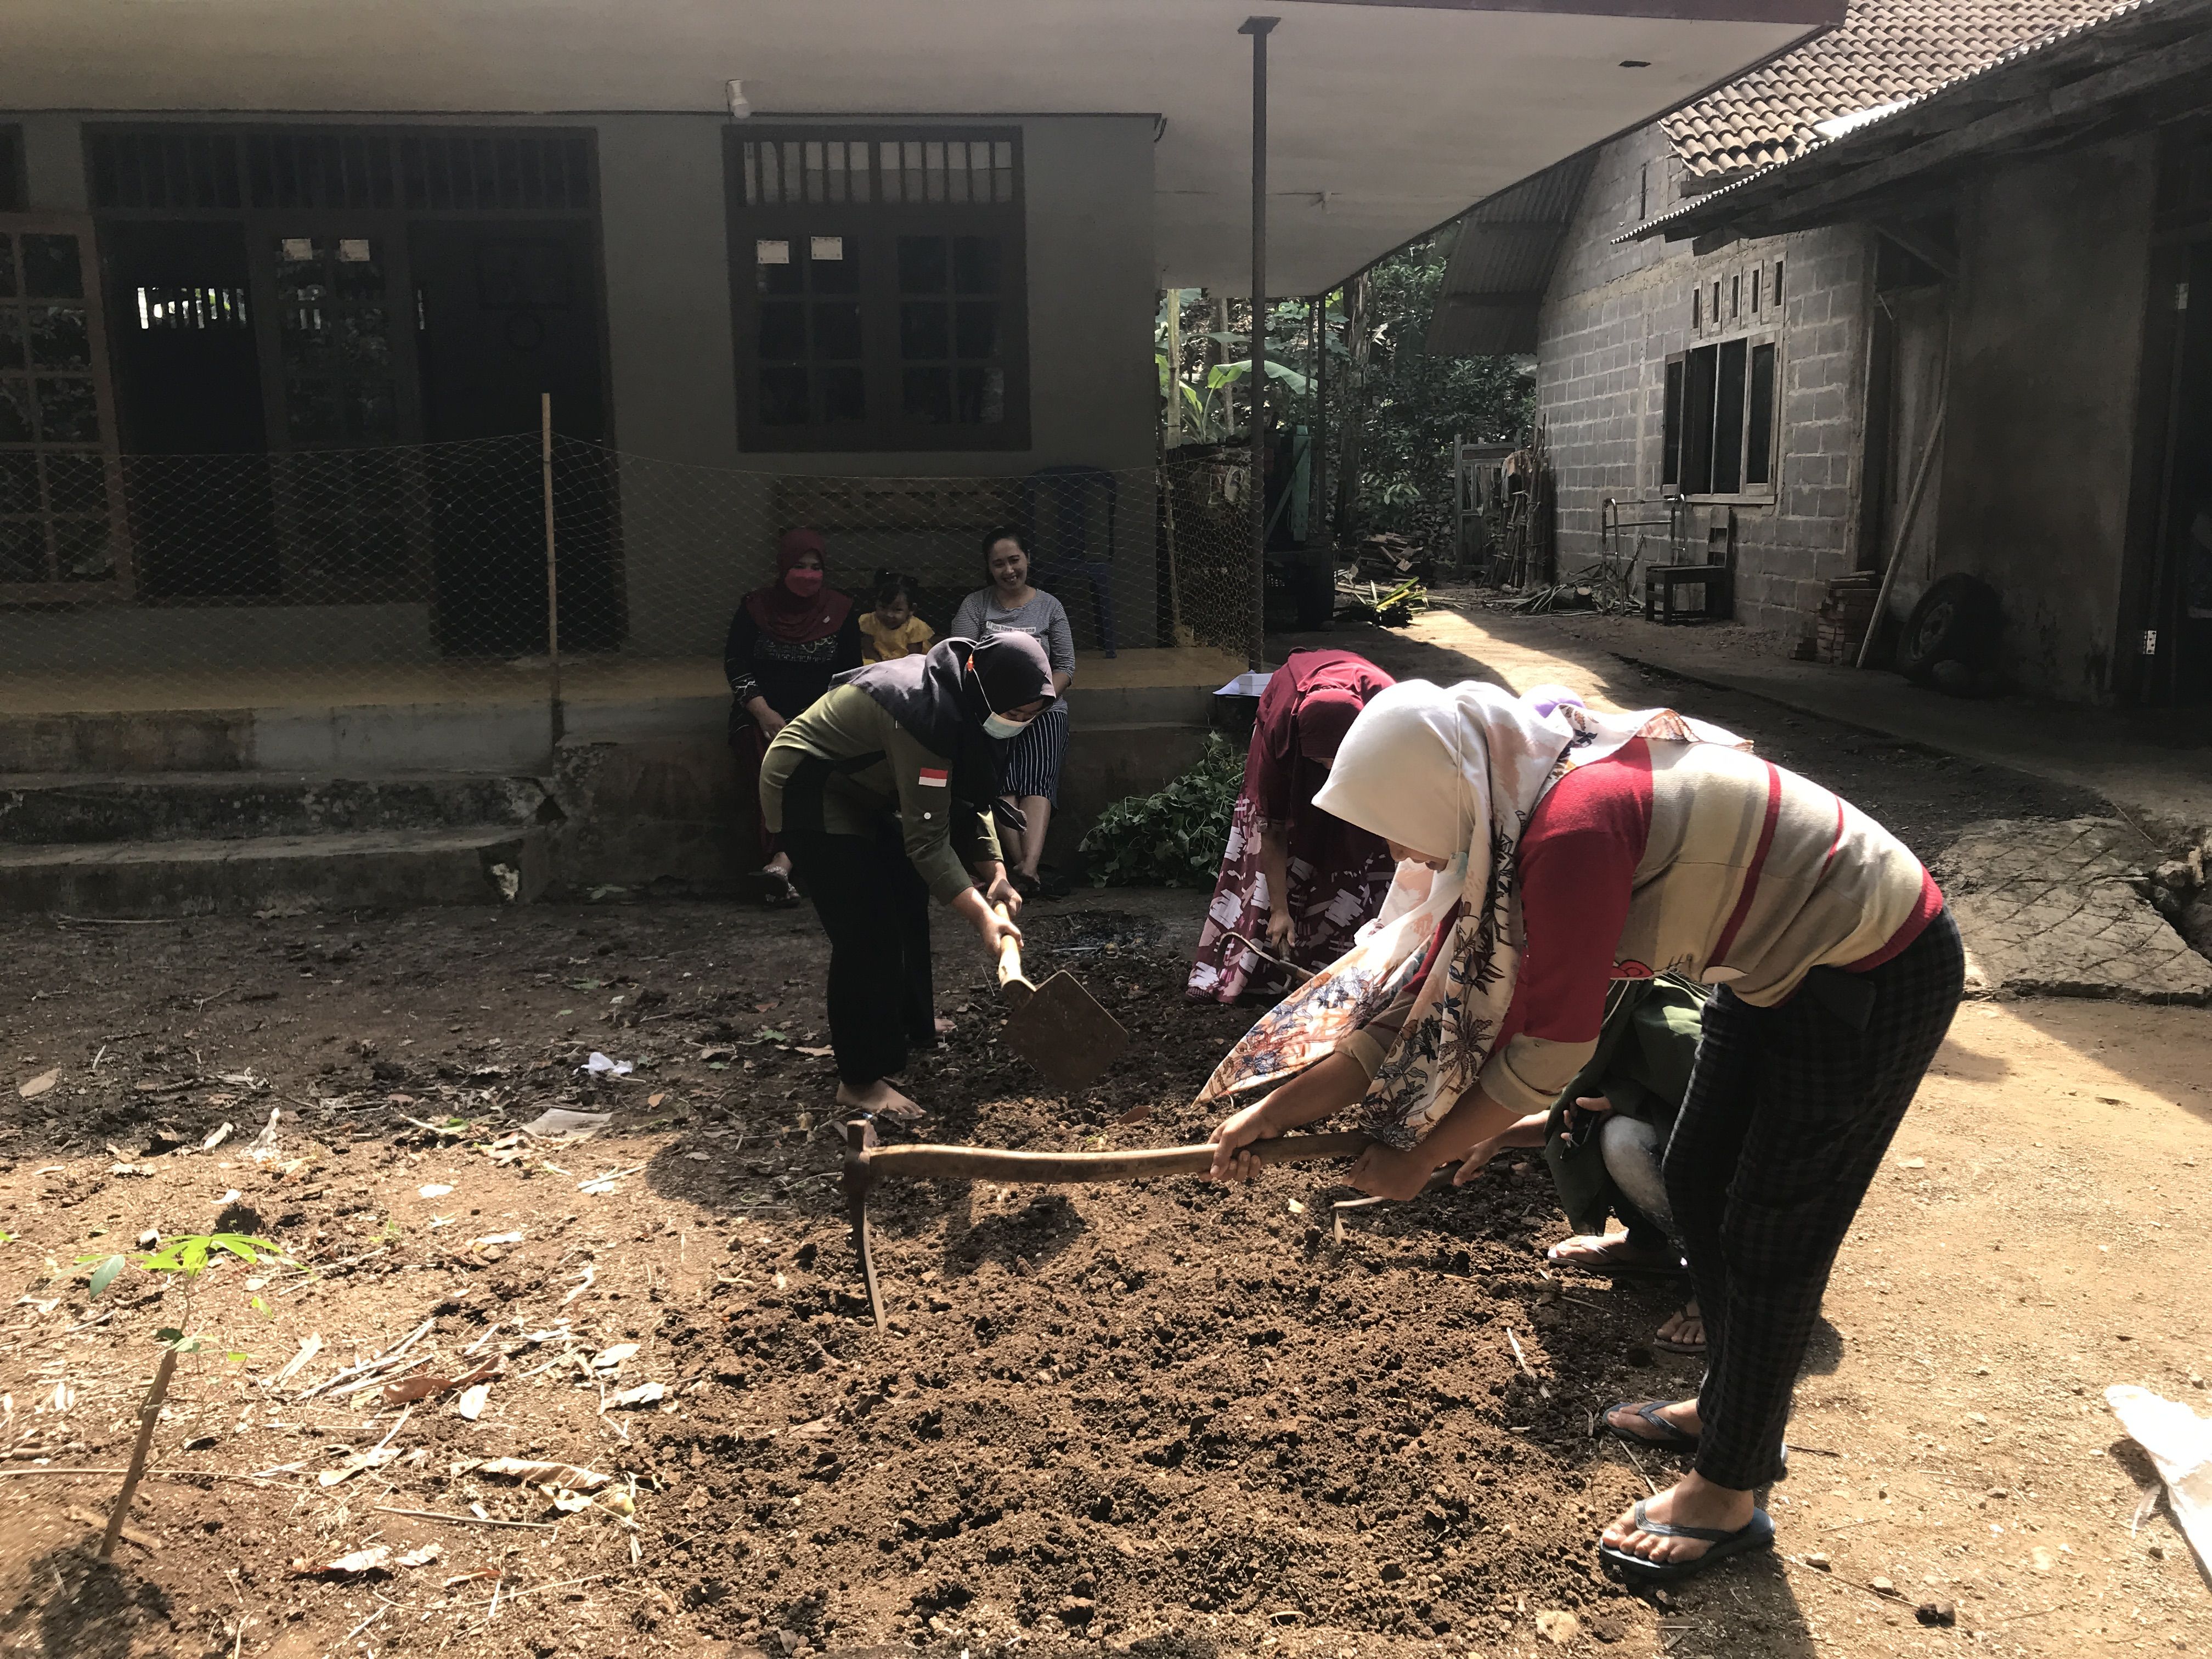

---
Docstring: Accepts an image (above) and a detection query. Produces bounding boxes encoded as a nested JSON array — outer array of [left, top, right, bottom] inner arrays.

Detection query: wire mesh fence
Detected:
[[0, 433, 1266, 701]]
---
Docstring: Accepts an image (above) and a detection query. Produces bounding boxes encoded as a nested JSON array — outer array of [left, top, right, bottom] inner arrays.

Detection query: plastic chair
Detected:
[[1019, 465, 1118, 657]]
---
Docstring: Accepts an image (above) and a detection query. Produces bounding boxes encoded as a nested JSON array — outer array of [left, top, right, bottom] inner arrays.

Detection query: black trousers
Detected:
[[1663, 908, 1964, 1489], [779, 767, 936, 1089]]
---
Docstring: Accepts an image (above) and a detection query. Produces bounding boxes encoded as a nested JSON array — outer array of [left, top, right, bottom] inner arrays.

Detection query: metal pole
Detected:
[[1240, 16, 1277, 669], [541, 392, 563, 746]]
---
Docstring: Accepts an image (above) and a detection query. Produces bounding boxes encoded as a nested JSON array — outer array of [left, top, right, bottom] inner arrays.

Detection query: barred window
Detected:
[[726, 128, 1028, 453]]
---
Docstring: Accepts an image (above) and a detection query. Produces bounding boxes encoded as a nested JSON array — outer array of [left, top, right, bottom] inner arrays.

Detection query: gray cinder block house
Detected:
[[1432, 0, 2212, 707]]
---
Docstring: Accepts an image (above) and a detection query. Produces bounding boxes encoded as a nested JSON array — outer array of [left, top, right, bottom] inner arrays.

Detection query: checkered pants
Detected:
[[1663, 908, 1964, 1490]]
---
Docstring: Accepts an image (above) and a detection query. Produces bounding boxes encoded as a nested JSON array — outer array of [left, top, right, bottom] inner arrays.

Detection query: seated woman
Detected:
[[1203, 679, 1959, 1584], [758, 634, 1048, 1122], [951, 528, 1075, 899], [724, 528, 864, 906], [859, 570, 935, 663], [1188, 648, 1397, 1002], [1459, 972, 1710, 1357]]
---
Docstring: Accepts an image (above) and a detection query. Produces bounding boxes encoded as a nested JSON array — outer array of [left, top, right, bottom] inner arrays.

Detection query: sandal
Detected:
[[1600, 1400, 1701, 1452], [1546, 1234, 1685, 1280], [1652, 1301, 1707, 1356], [1598, 1500, 1774, 1583], [752, 866, 802, 909]]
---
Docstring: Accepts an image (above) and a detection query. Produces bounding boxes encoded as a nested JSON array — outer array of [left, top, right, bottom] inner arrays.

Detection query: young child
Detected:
[[857, 571, 935, 663]]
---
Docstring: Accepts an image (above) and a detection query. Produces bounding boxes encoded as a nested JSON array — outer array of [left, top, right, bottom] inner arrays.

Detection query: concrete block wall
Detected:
[[1536, 125, 1874, 637]]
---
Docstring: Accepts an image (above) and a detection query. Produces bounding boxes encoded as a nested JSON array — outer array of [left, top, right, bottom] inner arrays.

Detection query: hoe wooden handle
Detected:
[[992, 902, 1030, 995], [858, 1130, 1374, 1184]]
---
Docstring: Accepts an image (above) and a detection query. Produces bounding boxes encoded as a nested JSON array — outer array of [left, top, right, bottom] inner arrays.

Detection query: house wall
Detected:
[[1536, 123, 1875, 636], [0, 109, 1158, 674], [1931, 133, 2158, 702]]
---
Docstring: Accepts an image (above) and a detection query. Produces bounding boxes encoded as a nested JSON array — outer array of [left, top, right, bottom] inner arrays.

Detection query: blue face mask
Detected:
[[983, 712, 1031, 741]]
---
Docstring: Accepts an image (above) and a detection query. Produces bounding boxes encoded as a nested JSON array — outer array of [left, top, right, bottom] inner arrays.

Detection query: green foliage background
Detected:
[[1079, 735, 1245, 888]]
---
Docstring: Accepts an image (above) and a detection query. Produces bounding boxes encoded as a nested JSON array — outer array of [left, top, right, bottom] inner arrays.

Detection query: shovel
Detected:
[[991, 904, 1129, 1090]]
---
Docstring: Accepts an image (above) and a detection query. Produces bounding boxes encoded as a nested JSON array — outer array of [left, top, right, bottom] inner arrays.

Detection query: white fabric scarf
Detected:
[[1195, 680, 1742, 1148]]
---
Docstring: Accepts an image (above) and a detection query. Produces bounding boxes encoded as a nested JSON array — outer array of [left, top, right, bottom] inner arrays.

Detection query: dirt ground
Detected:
[[2, 645, 2210, 1659]]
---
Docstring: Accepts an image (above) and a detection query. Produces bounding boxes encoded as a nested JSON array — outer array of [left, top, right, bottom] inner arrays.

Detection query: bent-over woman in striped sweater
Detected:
[[1201, 679, 1961, 1585]]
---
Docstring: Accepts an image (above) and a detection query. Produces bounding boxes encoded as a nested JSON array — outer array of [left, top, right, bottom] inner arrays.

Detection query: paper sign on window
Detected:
[[757, 239, 791, 266], [810, 236, 844, 262], [338, 239, 373, 263], [280, 237, 315, 261]]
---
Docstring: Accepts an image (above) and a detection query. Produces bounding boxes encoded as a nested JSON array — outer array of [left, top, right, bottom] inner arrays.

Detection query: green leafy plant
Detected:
[[1080, 735, 1245, 888], [81, 1233, 286, 1560]]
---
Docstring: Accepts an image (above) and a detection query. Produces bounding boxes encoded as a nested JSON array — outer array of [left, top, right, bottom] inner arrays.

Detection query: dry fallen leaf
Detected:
[[318, 1447, 402, 1487], [647, 1091, 667, 1107], [591, 1342, 638, 1371], [418, 1183, 454, 1199], [396, 1543, 442, 1568], [455, 1382, 491, 1421], [17, 1069, 59, 1099], [610, 1383, 665, 1409], [296, 1544, 392, 1576], [474, 1456, 612, 1491], [794, 1045, 834, 1059]]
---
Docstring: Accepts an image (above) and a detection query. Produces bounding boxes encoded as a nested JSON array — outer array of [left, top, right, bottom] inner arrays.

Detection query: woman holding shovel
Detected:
[[758, 633, 1051, 1123], [1203, 679, 1959, 1584]]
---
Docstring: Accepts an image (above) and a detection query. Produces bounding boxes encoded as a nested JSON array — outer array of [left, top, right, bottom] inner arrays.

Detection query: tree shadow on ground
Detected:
[[0, 1548, 174, 1659]]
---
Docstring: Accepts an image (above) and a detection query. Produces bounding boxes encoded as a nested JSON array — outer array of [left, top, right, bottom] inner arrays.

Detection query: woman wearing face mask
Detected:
[[1187, 648, 1397, 1003], [725, 528, 864, 906], [758, 634, 1049, 1123], [1200, 679, 1959, 1587], [950, 528, 1075, 899]]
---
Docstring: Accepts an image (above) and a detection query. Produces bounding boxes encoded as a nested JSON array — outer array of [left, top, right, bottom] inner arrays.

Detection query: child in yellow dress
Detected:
[[857, 571, 935, 663]]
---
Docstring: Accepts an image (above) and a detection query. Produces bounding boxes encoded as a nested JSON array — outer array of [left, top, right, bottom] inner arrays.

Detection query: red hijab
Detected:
[[743, 528, 854, 643]]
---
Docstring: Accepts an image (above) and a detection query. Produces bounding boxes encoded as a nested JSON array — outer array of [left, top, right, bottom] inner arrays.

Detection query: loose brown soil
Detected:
[[3, 630, 2210, 1659]]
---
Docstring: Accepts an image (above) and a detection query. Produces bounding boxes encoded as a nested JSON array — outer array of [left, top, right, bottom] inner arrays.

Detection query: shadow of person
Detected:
[[1798, 1314, 1846, 1377]]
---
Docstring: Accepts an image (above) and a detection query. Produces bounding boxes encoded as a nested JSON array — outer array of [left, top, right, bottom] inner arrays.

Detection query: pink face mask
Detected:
[[783, 568, 825, 598]]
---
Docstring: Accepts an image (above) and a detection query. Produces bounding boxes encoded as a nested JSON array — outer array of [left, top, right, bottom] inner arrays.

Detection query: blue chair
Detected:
[[1020, 465, 1118, 657]]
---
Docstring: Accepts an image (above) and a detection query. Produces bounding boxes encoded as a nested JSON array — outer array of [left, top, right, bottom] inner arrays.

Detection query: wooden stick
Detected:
[[859, 1130, 1372, 1184], [100, 1346, 177, 1561]]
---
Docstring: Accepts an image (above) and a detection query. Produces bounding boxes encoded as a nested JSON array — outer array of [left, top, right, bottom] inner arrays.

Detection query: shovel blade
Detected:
[[1002, 969, 1129, 1090]]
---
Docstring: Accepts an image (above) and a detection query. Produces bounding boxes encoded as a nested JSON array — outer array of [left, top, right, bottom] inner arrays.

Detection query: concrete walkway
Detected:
[[1277, 605, 2212, 842]]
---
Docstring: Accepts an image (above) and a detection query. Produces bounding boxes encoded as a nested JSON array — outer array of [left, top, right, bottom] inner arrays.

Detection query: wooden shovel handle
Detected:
[[992, 902, 1028, 991], [859, 1129, 1374, 1184]]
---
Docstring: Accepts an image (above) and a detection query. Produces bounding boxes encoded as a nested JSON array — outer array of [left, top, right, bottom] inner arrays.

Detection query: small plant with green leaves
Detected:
[[1079, 734, 1245, 888], [81, 1233, 287, 1561]]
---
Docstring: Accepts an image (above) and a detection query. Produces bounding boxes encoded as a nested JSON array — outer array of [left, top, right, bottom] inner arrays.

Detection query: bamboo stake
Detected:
[[99, 1347, 178, 1561]]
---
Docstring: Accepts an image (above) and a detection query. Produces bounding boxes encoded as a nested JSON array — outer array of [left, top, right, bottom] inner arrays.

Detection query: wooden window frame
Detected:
[[0, 213, 131, 605], [0, 128, 26, 215], [725, 126, 1030, 454], [1662, 334, 1780, 504]]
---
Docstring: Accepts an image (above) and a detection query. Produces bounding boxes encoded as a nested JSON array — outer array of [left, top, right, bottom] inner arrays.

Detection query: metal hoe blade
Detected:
[[1001, 969, 1130, 1090]]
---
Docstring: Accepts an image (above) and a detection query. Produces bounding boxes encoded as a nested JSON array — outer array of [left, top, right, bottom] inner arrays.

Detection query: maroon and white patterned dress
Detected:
[[1187, 650, 1397, 1003]]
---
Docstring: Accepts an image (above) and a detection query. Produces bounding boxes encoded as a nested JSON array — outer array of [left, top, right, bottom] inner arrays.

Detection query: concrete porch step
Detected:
[[0, 825, 550, 916], [0, 771, 552, 845]]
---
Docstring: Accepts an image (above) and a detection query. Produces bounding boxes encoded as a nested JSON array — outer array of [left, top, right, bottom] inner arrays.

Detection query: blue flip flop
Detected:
[[1599, 1500, 1775, 1583], [1601, 1400, 1701, 1451]]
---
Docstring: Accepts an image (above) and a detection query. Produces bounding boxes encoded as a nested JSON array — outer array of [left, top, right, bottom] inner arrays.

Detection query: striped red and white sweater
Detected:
[[1349, 738, 1942, 1116]]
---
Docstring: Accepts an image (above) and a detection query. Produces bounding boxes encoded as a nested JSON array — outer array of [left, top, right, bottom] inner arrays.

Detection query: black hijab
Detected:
[[837, 633, 1053, 810]]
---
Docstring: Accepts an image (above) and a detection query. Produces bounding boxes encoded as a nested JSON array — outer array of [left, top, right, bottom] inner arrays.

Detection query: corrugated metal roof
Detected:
[[1424, 151, 1595, 357]]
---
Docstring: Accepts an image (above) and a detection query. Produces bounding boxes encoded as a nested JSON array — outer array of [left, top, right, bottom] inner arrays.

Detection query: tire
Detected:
[[1895, 573, 2000, 682]]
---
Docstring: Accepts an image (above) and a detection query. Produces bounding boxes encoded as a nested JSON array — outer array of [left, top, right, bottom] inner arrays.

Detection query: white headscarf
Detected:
[[1197, 680, 1743, 1146]]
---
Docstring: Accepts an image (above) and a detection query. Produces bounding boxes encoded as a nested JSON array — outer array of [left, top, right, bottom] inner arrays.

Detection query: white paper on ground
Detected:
[[521, 1108, 613, 1138], [2107, 1384, 2212, 1575]]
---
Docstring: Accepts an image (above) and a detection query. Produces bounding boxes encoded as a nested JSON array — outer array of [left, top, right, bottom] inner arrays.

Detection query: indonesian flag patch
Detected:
[[917, 767, 949, 787]]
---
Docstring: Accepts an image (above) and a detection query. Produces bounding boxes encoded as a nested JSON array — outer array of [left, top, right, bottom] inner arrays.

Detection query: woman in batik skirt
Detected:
[[1186, 648, 1396, 1003]]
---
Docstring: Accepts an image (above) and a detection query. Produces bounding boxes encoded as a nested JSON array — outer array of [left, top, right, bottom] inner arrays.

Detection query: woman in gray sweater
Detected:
[[951, 528, 1075, 896]]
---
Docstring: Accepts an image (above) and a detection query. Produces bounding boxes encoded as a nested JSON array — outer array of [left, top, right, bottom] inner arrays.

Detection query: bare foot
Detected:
[[1655, 1300, 1706, 1353], [1547, 1231, 1679, 1272], [835, 1079, 923, 1122], [1602, 1397, 1703, 1443], [1601, 1473, 1757, 1568]]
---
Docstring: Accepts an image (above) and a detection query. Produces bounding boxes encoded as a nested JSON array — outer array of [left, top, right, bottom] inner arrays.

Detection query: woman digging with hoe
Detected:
[[758, 633, 1051, 1123], [1202, 679, 1960, 1583]]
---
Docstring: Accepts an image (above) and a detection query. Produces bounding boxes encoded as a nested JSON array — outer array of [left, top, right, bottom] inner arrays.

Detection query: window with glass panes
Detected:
[[0, 218, 126, 596], [726, 131, 1028, 451], [1663, 336, 1779, 501]]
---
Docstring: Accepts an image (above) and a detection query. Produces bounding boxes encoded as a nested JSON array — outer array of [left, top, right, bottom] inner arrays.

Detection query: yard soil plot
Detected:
[[2, 679, 2211, 1659]]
